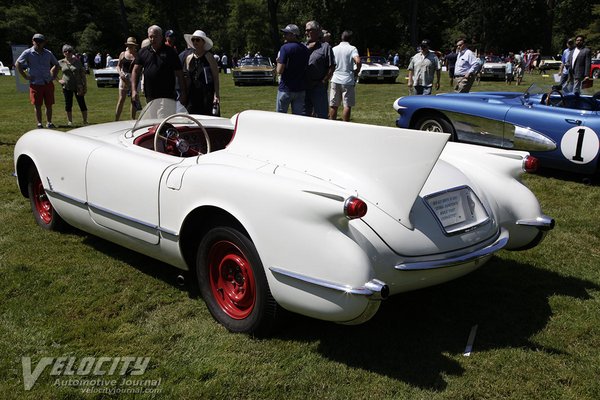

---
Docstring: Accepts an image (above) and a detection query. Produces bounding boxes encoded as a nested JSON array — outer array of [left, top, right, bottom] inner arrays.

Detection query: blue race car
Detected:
[[393, 84, 600, 175]]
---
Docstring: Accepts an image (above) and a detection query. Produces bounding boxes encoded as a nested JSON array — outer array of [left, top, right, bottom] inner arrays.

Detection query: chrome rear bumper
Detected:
[[395, 228, 509, 271]]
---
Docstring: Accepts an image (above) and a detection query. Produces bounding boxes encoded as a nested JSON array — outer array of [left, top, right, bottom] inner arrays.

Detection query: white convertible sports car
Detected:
[[14, 99, 554, 335]]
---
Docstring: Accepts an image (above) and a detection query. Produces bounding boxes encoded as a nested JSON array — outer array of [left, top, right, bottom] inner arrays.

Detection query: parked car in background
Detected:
[[0, 61, 11, 76], [93, 59, 119, 87], [14, 98, 553, 335], [480, 56, 506, 80], [393, 83, 600, 175], [537, 56, 561, 72], [591, 59, 600, 79], [357, 55, 399, 83], [232, 57, 276, 86]]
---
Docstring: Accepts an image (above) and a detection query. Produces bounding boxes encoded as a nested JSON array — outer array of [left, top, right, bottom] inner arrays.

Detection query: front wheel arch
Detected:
[[26, 163, 66, 230], [179, 206, 249, 274], [16, 155, 35, 198]]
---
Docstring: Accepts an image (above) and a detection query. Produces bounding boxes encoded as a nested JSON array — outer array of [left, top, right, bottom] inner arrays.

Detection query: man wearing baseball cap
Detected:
[[15, 33, 60, 128], [276, 24, 309, 115], [407, 39, 441, 95]]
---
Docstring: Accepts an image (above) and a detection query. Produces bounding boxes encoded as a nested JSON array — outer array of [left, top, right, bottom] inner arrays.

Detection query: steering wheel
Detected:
[[153, 113, 211, 156], [545, 89, 564, 107]]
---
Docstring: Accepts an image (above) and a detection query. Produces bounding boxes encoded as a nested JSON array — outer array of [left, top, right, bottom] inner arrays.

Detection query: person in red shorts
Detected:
[[15, 33, 59, 128]]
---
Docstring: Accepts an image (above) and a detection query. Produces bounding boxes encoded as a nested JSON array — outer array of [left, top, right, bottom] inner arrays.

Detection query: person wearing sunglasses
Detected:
[[304, 20, 335, 118], [58, 44, 88, 126], [15, 33, 59, 129], [182, 30, 220, 116]]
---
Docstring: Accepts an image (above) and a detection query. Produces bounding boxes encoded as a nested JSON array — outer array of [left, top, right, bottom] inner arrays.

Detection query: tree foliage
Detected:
[[1, 0, 597, 66]]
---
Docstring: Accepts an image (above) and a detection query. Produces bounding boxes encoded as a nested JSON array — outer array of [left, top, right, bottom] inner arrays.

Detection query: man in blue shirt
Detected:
[[453, 38, 481, 93], [16, 33, 59, 128], [276, 24, 309, 115]]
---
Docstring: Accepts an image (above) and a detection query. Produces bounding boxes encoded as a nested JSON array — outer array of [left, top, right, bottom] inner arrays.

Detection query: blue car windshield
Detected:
[[522, 83, 554, 105]]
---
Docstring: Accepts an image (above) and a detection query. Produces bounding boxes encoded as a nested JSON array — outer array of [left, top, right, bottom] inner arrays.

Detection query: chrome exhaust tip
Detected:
[[364, 279, 390, 300]]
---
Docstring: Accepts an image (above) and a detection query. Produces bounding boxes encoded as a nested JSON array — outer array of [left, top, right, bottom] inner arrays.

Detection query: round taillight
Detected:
[[523, 155, 539, 173], [344, 196, 367, 219]]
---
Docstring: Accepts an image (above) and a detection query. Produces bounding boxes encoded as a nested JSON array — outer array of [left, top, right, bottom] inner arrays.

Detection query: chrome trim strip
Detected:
[[302, 191, 344, 202], [516, 215, 555, 231], [395, 228, 509, 271], [88, 202, 159, 230], [47, 190, 179, 238], [159, 227, 179, 237], [269, 267, 387, 297], [46, 189, 87, 207], [89, 202, 179, 238]]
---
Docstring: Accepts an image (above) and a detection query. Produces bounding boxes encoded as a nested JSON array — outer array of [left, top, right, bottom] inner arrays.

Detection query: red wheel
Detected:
[[197, 227, 277, 335], [27, 165, 65, 230], [32, 175, 52, 224], [208, 240, 256, 319]]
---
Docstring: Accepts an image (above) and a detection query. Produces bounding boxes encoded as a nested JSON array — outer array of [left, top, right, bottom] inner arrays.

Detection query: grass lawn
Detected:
[[1, 70, 599, 399]]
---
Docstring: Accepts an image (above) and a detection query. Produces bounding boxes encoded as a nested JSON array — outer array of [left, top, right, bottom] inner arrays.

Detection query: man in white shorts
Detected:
[[329, 30, 361, 122]]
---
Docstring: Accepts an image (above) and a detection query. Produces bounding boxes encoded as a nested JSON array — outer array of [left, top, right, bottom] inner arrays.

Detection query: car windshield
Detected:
[[521, 83, 564, 105], [524, 83, 548, 97], [484, 56, 503, 63], [239, 57, 272, 67], [106, 59, 118, 68], [131, 98, 190, 133], [361, 56, 387, 64]]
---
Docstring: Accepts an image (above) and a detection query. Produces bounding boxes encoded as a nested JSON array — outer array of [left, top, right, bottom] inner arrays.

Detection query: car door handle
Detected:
[[565, 119, 582, 125]]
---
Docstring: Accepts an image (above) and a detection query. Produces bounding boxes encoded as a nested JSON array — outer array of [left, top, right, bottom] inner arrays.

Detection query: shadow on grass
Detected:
[[81, 233, 200, 298], [274, 257, 598, 390], [535, 167, 599, 186], [80, 234, 598, 390]]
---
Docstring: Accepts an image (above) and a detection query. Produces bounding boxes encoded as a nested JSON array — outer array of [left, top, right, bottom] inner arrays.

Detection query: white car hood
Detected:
[[227, 111, 449, 227], [483, 62, 505, 68], [362, 63, 398, 70]]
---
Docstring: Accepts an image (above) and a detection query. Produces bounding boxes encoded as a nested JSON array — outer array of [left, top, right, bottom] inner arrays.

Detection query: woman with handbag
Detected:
[[182, 30, 220, 116]]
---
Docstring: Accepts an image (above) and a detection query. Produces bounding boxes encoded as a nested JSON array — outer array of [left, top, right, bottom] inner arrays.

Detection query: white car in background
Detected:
[[480, 55, 506, 80], [14, 99, 554, 335], [93, 59, 119, 87], [357, 55, 400, 83], [0, 61, 11, 76], [537, 56, 561, 72]]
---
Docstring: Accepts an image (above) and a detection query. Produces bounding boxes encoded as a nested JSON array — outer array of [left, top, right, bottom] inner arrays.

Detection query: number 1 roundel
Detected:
[[560, 127, 600, 164]]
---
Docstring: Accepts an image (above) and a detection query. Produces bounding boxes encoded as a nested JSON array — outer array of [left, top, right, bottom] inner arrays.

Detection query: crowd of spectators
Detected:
[[13, 27, 598, 128]]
